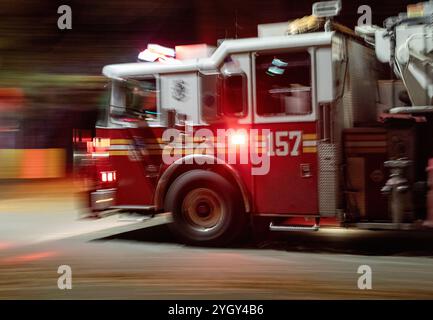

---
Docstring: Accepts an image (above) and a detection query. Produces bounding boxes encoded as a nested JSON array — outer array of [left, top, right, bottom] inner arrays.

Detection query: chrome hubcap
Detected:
[[182, 188, 224, 230]]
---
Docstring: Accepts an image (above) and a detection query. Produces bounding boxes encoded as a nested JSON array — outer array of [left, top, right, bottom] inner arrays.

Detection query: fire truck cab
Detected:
[[81, 1, 433, 245]]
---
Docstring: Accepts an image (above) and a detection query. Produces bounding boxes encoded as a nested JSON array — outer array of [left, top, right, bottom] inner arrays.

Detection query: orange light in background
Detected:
[[0, 242, 13, 250], [19, 149, 66, 179], [20, 149, 46, 179], [0, 87, 24, 112], [2, 251, 56, 264]]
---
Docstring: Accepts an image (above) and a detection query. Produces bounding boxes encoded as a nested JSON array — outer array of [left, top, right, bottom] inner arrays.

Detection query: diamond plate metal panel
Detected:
[[318, 143, 340, 216]]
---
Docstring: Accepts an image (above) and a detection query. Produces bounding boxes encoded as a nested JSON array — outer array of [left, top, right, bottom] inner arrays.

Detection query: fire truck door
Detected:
[[252, 50, 318, 214]]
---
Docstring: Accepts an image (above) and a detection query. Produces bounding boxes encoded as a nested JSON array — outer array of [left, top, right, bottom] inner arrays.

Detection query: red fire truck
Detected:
[[77, 1, 433, 245]]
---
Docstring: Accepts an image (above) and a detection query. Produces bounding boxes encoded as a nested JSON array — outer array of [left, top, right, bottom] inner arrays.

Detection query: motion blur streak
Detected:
[[0, 242, 13, 250], [1, 251, 56, 265]]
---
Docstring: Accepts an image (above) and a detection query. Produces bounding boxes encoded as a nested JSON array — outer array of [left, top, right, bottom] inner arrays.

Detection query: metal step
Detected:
[[269, 222, 320, 232]]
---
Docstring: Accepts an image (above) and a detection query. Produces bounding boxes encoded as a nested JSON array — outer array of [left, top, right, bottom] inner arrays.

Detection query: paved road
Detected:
[[0, 180, 433, 299]]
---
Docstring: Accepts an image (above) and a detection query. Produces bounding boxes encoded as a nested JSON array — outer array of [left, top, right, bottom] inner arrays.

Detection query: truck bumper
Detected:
[[90, 188, 116, 211]]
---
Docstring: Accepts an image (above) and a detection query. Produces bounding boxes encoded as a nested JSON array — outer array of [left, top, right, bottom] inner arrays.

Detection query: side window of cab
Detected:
[[201, 55, 248, 123], [110, 77, 160, 126], [255, 50, 312, 117], [124, 78, 159, 121]]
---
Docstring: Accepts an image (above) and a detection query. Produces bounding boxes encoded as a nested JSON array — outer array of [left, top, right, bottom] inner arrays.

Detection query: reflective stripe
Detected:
[[109, 151, 129, 156], [111, 139, 132, 145], [303, 147, 317, 153], [302, 140, 317, 147], [303, 134, 317, 140], [109, 145, 130, 150]]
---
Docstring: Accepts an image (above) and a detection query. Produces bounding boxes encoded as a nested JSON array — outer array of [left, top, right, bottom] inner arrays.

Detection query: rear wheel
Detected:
[[165, 169, 246, 246]]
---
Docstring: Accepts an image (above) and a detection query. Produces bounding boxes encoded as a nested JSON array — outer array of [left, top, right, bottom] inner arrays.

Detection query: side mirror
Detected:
[[219, 73, 247, 118], [168, 109, 178, 128], [162, 109, 176, 128]]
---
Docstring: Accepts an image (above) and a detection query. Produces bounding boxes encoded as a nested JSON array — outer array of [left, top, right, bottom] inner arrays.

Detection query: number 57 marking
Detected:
[[268, 130, 302, 157]]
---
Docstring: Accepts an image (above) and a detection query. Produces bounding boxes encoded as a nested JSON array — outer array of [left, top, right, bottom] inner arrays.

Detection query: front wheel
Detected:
[[165, 169, 246, 246]]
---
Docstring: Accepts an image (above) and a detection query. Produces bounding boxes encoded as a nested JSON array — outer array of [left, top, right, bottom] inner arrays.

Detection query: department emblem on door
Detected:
[[171, 80, 188, 102]]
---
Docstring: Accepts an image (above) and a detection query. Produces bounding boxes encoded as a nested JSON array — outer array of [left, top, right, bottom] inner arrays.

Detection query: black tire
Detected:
[[165, 169, 246, 246]]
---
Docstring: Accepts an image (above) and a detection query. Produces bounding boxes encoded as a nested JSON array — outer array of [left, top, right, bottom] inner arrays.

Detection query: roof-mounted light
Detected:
[[175, 44, 215, 60], [147, 44, 175, 58], [138, 44, 176, 62], [312, 1, 342, 18]]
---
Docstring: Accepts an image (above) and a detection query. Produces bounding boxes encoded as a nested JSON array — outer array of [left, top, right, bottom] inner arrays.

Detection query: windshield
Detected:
[[124, 78, 158, 121]]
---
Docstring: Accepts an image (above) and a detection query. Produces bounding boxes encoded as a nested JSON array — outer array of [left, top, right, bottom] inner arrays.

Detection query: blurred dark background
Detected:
[[0, 0, 417, 73], [0, 0, 417, 177]]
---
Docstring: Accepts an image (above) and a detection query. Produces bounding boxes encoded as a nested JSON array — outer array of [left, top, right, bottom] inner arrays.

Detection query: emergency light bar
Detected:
[[312, 1, 342, 18], [138, 50, 159, 62], [138, 44, 176, 62], [148, 44, 175, 58], [175, 44, 215, 60]]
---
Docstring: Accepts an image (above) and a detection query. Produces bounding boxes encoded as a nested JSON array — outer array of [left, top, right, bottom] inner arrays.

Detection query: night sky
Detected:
[[0, 0, 418, 74]]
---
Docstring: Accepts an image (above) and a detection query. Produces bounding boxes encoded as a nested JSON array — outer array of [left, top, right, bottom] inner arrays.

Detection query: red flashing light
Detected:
[[100, 171, 116, 183]]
